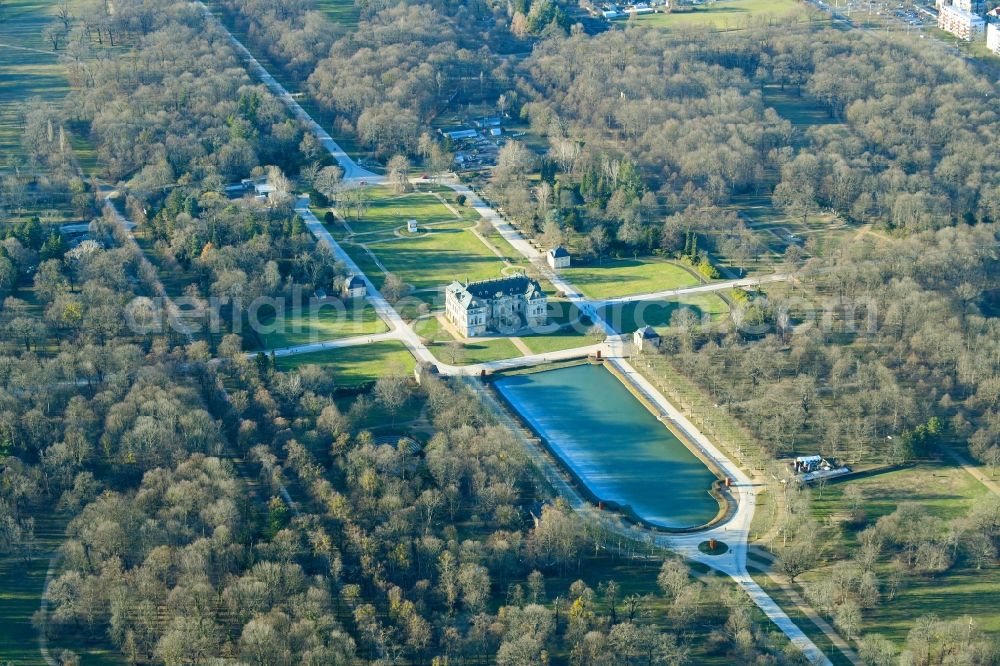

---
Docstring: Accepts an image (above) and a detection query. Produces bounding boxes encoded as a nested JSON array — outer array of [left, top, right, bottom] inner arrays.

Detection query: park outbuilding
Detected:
[[633, 325, 661, 351], [342, 274, 367, 299], [225, 176, 275, 201], [443, 128, 479, 140], [407, 219, 418, 233], [547, 246, 571, 269], [793, 455, 823, 472]]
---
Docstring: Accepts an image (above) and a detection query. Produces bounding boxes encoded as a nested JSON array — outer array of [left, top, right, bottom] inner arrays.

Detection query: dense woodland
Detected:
[[3, 0, 1000, 662], [660, 223, 1000, 464]]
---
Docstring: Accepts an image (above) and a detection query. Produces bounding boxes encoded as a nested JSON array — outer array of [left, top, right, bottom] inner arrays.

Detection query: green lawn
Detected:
[[334, 392, 426, 431], [0, 1, 66, 158], [0, 514, 125, 665], [803, 463, 1000, 646], [547, 299, 586, 326], [476, 220, 523, 262], [411, 315, 524, 365], [433, 337, 523, 365], [349, 228, 507, 291], [313, 0, 360, 29], [631, 0, 809, 30], [562, 258, 702, 300], [811, 464, 989, 557], [763, 85, 841, 129], [0, 0, 99, 206], [322, 185, 510, 293], [520, 330, 593, 354], [0, 523, 57, 666], [246, 299, 387, 350], [337, 187, 461, 237], [601, 293, 730, 334], [320, 182, 536, 295], [274, 340, 416, 384]]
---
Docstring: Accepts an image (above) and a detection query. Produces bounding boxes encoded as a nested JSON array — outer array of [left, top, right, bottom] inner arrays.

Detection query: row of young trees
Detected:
[[203, 337, 804, 664], [57, 0, 312, 185], [222, 0, 518, 159], [4, 4, 780, 662], [647, 222, 1000, 465], [506, 25, 1000, 266]]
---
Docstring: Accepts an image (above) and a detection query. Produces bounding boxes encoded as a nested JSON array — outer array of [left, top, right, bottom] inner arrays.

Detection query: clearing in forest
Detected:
[[631, 0, 810, 30], [274, 340, 416, 384], [246, 299, 388, 351], [803, 463, 1000, 646]]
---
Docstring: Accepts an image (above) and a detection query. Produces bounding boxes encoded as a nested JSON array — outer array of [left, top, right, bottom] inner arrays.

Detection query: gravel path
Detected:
[[202, 14, 828, 662]]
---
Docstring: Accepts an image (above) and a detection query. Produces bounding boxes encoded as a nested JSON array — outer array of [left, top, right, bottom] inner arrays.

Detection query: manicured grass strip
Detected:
[[0, 513, 126, 664], [855, 565, 1000, 644], [274, 340, 415, 385], [314, 0, 360, 29], [248, 300, 387, 350], [561, 258, 701, 300], [811, 464, 989, 539], [412, 315, 524, 365], [520, 330, 592, 355], [632, 0, 808, 30], [0, 0, 64, 155], [342, 243, 386, 280], [346, 187, 460, 236], [763, 84, 842, 128], [0, 543, 53, 665], [349, 228, 508, 290], [601, 293, 730, 334], [434, 337, 523, 365]]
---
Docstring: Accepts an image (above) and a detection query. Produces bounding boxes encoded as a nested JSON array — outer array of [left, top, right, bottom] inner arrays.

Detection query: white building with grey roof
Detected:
[[445, 275, 547, 337]]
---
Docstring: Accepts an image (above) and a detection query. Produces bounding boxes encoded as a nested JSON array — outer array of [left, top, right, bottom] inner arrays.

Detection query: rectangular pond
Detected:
[[494, 363, 721, 530]]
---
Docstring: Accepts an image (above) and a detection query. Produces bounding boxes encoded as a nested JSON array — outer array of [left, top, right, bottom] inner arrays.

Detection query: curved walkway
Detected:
[[204, 14, 825, 663], [471, 374, 829, 665], [749, 548, 861, 665]]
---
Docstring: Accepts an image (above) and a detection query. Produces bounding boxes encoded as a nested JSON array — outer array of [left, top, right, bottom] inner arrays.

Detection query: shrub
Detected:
[[697, 258, 720, 280]]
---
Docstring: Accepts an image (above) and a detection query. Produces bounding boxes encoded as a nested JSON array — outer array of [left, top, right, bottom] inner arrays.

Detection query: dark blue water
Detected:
[[495, 364, 719, 529]]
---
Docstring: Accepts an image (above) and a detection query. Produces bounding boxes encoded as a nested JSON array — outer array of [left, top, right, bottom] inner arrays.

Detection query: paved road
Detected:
[[597, 273, 791, 306], [438, 185, 825, 662], [208, 15, 826, 662], [750, 548, 862, 665], [0, 41, 57, 56], [196, 1, 379, 182], [255, 331, 399, 358], [297, 199, 610, 376]]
